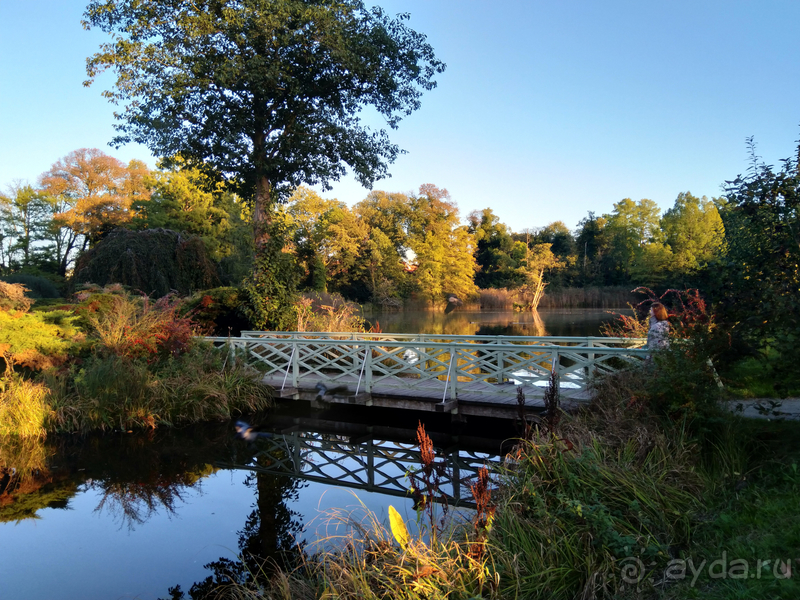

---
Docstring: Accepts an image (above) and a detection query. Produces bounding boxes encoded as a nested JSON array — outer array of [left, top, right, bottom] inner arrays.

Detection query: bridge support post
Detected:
[[292, 341, 299, 388], [364, 344, 373, 394]]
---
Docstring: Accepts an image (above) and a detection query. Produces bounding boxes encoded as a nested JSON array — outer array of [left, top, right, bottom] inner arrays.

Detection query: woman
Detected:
[[647, 302, 670, 350]]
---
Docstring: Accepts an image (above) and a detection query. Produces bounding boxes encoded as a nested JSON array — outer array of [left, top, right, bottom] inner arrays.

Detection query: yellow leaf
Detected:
[[389, 505, 410, 549]]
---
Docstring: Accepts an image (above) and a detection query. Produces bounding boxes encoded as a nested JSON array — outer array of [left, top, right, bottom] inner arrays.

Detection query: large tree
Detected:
[[83, 0, 445, 245]]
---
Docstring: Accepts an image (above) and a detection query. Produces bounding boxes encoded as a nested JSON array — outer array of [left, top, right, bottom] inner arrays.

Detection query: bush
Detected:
[[74, 287, 195, 363], [296, 292, 365, 333], [72, 228, 220, 296], [0, 274, 61, 299], [180, 287, 251, 336]]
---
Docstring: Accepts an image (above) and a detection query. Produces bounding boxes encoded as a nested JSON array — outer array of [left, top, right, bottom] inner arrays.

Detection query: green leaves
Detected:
[[83, 0, 444, 210]]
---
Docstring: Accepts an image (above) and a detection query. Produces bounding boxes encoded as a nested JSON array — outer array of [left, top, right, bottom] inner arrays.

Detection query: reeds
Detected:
[[44, 344, 273, 433], [478, 286, 636, 310], [479, 288, 515, 309], [536, 286, 636, 309]]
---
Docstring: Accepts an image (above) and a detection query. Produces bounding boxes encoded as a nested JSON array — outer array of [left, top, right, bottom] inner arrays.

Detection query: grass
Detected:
[[722, 350, 800, 399], [664, 419, 800, 600], [0, 376, 51, 438], [43, 343, 273, 434]]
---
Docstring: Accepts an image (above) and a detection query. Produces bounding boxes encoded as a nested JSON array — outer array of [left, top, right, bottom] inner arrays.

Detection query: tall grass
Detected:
[[536, 286, 637, 309], [0, 376, 51, 438], [478, 286, 637, 311], [44, 344, 273, 433], [479, 288, 515, 309]]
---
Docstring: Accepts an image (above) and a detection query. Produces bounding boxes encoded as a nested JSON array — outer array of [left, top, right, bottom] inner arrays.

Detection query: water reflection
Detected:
[[366, 308, 617, 337], [0, 409, 512, 600]]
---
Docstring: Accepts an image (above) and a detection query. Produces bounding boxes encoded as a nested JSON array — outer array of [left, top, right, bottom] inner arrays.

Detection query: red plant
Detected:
[[409, 421, 449, 534]]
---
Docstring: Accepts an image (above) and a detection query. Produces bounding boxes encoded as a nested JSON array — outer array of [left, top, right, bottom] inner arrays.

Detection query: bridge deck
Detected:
[[263, 372, 591, 418]]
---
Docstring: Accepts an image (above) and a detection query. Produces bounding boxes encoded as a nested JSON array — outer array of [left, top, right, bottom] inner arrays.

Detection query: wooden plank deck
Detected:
[[262, 372, 591, 419]]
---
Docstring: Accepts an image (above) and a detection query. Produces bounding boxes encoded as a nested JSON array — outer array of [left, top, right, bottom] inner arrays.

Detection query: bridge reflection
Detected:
[[221, 417, 506, 509]]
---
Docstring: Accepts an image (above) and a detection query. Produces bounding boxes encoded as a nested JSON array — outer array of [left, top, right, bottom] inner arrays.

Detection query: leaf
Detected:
[[388, 505, 410, 549]]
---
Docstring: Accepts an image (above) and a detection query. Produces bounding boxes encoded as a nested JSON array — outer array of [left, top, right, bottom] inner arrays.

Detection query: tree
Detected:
[[83, 0, 445, 246], [72, 228, 220, 296], [516, 243, 562, 310], [602, 198, 663, 284], [661, 191, 725, 275], [717, 138, 800, 390], [284, 186, 368, 291], [38, 149, 151, 272], [467, 208, 519, 288], [0, 184, 52, 272], [132, 159, 234, 260], [407, 185, 477, 302], [575, 212, 609, 285]]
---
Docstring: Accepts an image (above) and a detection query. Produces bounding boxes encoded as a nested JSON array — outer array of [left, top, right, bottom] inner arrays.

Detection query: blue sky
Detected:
[[1, 0, 799, 231]]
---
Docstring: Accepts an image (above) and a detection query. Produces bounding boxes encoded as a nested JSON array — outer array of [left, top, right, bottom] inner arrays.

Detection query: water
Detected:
[[365, 308, 620, 337], [0, 409, 514, 600], [0, 308, 612, 599]]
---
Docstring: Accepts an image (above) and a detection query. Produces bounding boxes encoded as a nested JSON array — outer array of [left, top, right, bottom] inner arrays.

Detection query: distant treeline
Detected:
[[0, 148, 726, 310]]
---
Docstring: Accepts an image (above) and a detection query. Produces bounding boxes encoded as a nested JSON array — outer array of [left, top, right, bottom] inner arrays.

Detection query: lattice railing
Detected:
[[204, 333, 649, 396], [225, 430, 500, 507]]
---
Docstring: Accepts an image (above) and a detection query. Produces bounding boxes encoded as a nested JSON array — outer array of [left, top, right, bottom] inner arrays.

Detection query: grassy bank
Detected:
[[0, 284, 273, 437]]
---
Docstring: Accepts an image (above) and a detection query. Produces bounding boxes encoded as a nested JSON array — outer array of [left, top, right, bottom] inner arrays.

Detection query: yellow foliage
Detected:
[[388, 505, 410, 550]]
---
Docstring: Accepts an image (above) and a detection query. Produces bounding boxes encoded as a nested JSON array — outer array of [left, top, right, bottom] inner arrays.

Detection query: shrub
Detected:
[[76, 288, 196, 363], [295, 292, 365, 333], [72, 228, 220, 296], [180, 287, 251, 336], [0, 274, 61, 299]]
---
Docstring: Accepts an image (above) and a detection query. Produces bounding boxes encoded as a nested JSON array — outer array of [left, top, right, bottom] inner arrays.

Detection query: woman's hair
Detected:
[[651, 302, 668, 322]]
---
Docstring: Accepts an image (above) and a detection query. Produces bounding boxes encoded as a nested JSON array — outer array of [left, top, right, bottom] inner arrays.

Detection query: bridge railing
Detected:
[[204, 333, 649, 397], [222, 430, 500, 507], [239, 330, 646, 348]]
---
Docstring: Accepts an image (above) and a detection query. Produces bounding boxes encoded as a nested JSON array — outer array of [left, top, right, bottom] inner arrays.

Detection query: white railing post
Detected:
[[292, 341, 299, 388], [451, 348, 458, 400], [442, 350, 456, 402], [281, 344, 296, 391], [355, 346, 368, 396], [364, 342, 373, 393]]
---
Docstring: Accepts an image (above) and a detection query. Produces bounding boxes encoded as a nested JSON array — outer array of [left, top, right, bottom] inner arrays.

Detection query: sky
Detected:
[[1, 0, 799, 231]]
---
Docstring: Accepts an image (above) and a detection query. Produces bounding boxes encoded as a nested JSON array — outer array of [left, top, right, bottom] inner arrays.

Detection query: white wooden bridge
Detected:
[[205, 332, 649, 419]]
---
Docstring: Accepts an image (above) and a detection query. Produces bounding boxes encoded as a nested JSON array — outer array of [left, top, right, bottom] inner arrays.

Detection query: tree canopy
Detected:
[[83, 0, 445, 243]]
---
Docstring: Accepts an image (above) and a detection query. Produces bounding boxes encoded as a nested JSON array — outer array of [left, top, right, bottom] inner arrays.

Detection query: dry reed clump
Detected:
[[0, 281, 33, 312], [0, 376, 51, 438], [295, 292, 365, 333], [479, 286, 636, 311], [536, 286, 637, 309], [479, 288, 515, 309]]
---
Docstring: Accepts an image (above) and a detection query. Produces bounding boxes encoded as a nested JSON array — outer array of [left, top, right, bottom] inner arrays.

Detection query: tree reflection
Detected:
[[89, 468, 209, 531], [162, 443, 307, 600]]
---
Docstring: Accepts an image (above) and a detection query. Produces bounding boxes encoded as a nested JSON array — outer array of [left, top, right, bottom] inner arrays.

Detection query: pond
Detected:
[[365, 307, 623, 337], [1, 308, 618, 599], [0, 404, 516, 600]]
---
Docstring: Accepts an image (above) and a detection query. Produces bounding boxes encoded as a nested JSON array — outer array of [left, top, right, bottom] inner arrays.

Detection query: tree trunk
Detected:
[[254, 175, 272, 251]]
